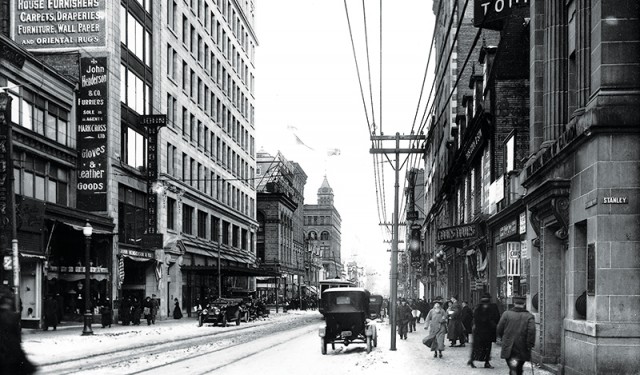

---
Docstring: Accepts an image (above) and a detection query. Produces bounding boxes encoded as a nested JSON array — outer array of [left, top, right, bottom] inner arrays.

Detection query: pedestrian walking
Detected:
[[0, 286, 37, 375], [460, 300, 473, 342], [496, 295, 536, 375], [143, 296, 153, 325], [173, 298, 183, 319], [417, 298, 429, 323], [132, 297, 142, 325], [446, 295, 466, 347], [121, 296, 132, 325], [396, 299, 412, 339], [43, 295, 58, 331], [100, 298, 113, 328], [409, 299, 419, 332], [467, 293, 500, 369], [422, 300, 447, 358], [151, 294, 159, 324]]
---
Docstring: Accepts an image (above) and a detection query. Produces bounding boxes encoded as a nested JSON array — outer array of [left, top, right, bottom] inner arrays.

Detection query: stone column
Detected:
[[538, 225, 564, 363], [529, 0, 545, 153], [575, 0, 591, 110], [543, 0, 568, 144]]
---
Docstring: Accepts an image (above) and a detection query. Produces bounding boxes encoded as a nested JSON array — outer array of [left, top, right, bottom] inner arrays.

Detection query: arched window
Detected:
[[308, 231, 317, 240], [320, 231, 329, 240]]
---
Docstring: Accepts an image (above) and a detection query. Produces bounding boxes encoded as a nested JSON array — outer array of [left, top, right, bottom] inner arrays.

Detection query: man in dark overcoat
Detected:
[[496, 295, 536, 375], [0, 286, 37, 374]]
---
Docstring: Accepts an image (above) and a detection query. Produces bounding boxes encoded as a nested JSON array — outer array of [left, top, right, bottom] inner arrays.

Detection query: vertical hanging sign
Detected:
[[140, 115, 166, 249], [77, 57, 108, 212], [0, 93, 16, 280]]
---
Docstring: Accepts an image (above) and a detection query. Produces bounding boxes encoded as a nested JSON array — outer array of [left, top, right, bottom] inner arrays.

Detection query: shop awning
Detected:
[[20, 253, 46, 259], [62, 222, 114, 235], [180, 264, 280, 277], [121, 253, 154, 262]]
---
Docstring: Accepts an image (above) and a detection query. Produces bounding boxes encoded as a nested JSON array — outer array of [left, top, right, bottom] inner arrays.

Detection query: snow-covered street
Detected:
[[22, 310, 554, 374]]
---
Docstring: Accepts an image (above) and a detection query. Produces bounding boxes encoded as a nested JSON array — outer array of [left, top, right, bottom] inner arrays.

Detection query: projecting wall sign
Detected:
[[76, 56, 108, 212]]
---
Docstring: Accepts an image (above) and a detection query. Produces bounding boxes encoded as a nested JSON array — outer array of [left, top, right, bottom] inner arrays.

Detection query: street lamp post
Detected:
[[82, 221, 93, 336]]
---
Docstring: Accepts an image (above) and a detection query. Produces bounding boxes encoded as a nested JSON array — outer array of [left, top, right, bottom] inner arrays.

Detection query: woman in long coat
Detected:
[[468, 294, 500, 368], [131, 297, 142, 325], [43, 295, 58, 331], [121, 296, 131, 326], [446, 296, 466, 346], [173, 298, 183, 319], [423, 301, 447, 358]]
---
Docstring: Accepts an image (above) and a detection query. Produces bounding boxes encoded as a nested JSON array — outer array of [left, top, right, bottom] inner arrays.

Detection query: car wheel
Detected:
[[321, 338, 327, 355], [236, 316, 241, 325], [198, 316, 203, 327], [366, 336, 372, 354]]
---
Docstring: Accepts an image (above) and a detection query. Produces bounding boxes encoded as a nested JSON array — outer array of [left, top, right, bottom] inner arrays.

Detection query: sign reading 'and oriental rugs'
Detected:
[[76, 56, 108, 212], [436, 224, 478, 244]]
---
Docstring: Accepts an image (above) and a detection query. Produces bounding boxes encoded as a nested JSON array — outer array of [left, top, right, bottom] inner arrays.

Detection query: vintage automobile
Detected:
[[318, 287, 377, 354], [368, 294, 384, 320], [197, 297, 243, 327]]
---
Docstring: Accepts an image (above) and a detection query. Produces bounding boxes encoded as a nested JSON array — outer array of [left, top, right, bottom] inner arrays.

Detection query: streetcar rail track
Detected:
[[38, 315, 320, 375]]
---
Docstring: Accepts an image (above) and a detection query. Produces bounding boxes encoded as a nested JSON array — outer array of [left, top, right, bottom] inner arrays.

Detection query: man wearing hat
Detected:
[[496, 295, 536, 375], [468, 293, 500, 368]]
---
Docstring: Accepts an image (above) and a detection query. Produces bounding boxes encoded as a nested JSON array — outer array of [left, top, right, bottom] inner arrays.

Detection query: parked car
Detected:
[[319, 287, 377, 354], [198, 297, 243, 327]]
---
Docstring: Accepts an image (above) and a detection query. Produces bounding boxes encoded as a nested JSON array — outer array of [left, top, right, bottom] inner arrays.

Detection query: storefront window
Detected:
[[118, 185, 147, 245]]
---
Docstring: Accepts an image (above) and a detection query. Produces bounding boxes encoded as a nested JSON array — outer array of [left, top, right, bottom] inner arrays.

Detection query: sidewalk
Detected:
[[360, 318, 554, 375]]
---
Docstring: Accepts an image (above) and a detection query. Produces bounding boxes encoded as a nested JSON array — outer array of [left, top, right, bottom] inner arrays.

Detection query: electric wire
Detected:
[[344, 0, 389, 234], [362, 0, 377, 133], [343, 0, 373, 137], [401, 0, 458, 222], [404, 0, 470, 197]]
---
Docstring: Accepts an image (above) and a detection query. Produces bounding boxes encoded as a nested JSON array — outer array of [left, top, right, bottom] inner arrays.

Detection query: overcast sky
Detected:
[[254, 0, 435, 293]]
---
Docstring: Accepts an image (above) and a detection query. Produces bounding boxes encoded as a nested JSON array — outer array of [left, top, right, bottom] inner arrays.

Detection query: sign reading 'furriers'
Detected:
[[76, 56, 108, 212], [14, 0, 106, 49], [436, 224, 478, 244]]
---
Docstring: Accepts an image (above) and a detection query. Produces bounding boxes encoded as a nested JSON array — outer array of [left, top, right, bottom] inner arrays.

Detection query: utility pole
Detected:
[[370, 132, 425, 351]]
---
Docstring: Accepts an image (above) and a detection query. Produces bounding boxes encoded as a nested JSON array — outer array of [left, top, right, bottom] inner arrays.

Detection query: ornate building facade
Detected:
[[303, 177, 342, 280]]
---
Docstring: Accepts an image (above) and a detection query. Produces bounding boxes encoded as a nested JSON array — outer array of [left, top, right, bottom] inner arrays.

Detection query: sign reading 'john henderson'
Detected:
[[77, 56, 108, 212]]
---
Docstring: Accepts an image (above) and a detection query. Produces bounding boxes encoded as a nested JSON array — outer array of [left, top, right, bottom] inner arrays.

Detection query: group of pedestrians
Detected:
[[416, 293, 536, 375], [121, 295, 159, 326]]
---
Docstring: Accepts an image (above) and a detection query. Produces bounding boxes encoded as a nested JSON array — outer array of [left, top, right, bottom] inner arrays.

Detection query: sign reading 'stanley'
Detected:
[[77, 57, 108, 212], [14, 0, 106, 49]]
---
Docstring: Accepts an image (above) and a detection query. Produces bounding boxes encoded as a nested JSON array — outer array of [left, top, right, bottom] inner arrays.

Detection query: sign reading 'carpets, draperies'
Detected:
[[77, 56, 108, 212]]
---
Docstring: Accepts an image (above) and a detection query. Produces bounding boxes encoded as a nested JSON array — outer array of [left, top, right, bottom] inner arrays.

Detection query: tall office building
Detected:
[[4, 0, 258, 322]]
